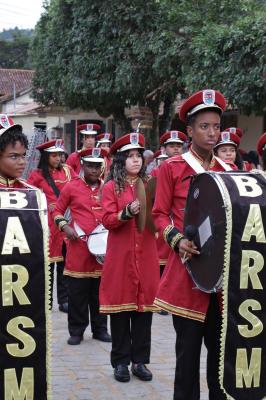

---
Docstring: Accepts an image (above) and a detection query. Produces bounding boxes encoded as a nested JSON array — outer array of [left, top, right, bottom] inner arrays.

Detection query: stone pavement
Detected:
[[51, 307, 208, 400]]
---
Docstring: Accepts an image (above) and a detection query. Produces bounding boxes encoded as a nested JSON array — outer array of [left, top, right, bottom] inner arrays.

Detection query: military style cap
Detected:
[[77, 123, 101, 135], [78, 147, 108, 162], [257, 132, 266, 156], [110, 133, 145, 155], [36, 139, 65, 152], [97, 133, 113, 144], [214, 131, 240, 149], [179, 89, 226, 123], [154, 149, 168, 160], [0, 114, 22, 136], [160, 130, 187, 146], [224, 127, 243, 138]]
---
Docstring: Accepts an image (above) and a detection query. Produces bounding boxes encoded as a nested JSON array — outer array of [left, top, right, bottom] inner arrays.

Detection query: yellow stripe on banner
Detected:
[[216, 174, 233, 399], [36, 189, 52, 400]]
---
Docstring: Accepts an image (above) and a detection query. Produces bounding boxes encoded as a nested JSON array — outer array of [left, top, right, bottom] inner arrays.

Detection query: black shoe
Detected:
[[114, 365, 130, 382], [92, 332, 112, 342], [67, 335, 83, 345], [59, 302, 68, 313], [131, 363, 152, 381]]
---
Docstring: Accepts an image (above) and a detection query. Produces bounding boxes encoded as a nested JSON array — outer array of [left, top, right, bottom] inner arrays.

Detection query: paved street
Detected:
[[51, 306, 208, 399]]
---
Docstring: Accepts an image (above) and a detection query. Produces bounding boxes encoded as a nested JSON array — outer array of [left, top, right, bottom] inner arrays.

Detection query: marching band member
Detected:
[[257, 131, 266, 170], [152, 90, 233, 400], [214, 130, 240, 167], [96, 132, 113, 153], [151, 149, 168, 177], [54, 148, 111, 345], [150, 150, 171, 315], [100, 133, 160, 383], [0, 115, 31, 188], [28, 139, 76, 313], [66, 123, 100, 174], [224, 127, 253, 171], [159, 130, 187, 157], [96, 132, 113, 178]]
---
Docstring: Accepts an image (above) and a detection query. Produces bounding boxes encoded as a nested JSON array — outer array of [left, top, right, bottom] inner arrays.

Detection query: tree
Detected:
[[31, 0, 266, 146], [0, 32, 32, 69]]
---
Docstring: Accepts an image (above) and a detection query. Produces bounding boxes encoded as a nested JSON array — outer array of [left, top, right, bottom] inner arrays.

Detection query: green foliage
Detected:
[[0, 31, 33, 69], [31, 0, 266, 137]]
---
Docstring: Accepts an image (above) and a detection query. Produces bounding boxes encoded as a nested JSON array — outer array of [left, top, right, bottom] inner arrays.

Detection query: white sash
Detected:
[[181, 151, 232, 173]]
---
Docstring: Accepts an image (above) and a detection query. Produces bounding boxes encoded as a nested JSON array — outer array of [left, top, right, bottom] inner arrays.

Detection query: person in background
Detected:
[[143, 149, 155, 174], [100, 133, 160, 383], [54, 147, 111, 345], [257, 132, 266, 170], [28, 139, 76, 313], [96, 133, 113, 178], [66, 123, 100, 174], [159, 130, 187, 158], [224, 127, 253, 171], [153, 89, 232, 400], [214, 130, 240, 167], [150, 149, 170, 316]]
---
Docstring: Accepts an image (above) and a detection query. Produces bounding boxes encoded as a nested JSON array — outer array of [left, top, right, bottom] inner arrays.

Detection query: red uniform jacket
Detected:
[[99, 179, 160, 314], [150, 166, 172, 265], [152, 152, 233, 322], [27, 165, 76, 262], [66, 151, 81, 174], [54, 177, 104, 278]]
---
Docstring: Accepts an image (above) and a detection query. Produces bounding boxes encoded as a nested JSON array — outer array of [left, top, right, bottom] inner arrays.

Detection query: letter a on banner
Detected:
[[0, 188, 51, 400]]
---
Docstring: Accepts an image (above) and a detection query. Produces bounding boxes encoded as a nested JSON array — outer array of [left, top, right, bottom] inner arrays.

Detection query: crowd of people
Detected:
[[0, 88, 265, 400]]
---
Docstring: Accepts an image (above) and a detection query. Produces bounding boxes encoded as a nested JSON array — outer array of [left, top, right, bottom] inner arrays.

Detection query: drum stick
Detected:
[[181, 225, 197, 264]]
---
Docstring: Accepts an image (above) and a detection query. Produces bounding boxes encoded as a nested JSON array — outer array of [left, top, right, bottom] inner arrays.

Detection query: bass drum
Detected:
[[87, 224, 108, 265], [183, 171, 231, 293]]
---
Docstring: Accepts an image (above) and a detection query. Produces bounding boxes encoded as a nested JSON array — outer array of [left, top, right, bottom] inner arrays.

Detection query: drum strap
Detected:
[[181, 152, 232, 173], [214, 156, 233, 171]]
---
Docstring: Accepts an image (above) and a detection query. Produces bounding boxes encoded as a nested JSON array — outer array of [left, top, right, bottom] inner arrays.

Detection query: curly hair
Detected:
[[0, 127, 28, 153], [106, 149, 147, 193]]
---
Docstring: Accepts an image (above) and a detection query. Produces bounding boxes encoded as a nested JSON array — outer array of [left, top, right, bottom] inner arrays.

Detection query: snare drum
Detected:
[[87, 224, 108, 264]]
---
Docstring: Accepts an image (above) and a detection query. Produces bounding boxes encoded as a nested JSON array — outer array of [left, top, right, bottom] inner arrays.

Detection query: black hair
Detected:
[[235, 150, 244, 170], [37, 151, 62, 197], [105, 149, 147, 192], [0, 127, 28, 153], [245, 150, 259, 169], [186, 108, 222, 127]]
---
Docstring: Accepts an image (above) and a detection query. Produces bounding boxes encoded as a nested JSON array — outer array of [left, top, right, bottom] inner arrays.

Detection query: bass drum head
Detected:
[[184, 173, 227, 293]]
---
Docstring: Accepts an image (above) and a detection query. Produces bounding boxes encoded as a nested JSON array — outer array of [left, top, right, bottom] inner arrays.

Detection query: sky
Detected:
[[0, 0, 45, 30]]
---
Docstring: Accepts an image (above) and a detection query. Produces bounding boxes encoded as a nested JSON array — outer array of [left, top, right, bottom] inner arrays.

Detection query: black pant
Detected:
[[50, 261, 68, 306], [110, 311, 152, 368], [172, 294, 226, 400], [67, 276, 107, 337]]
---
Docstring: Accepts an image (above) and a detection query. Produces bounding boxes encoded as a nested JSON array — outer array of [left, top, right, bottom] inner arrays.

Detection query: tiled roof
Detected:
[[0, 68, 34, 100]]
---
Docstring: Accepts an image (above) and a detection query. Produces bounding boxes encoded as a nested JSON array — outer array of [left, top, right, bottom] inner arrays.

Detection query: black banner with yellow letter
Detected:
[[0, 188, 51, 400], [219, 171, 266, 400]]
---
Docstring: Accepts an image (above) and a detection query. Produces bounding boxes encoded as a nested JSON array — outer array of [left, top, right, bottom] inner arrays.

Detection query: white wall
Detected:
[[238, 113, 264, 151]]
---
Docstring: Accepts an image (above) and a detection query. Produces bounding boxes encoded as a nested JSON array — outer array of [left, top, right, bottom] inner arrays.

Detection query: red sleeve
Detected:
[[152, 161, 175, 236], [27, 170, 41, 187], [101, 182, 127, 230], [54, 183, 71, 218]]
